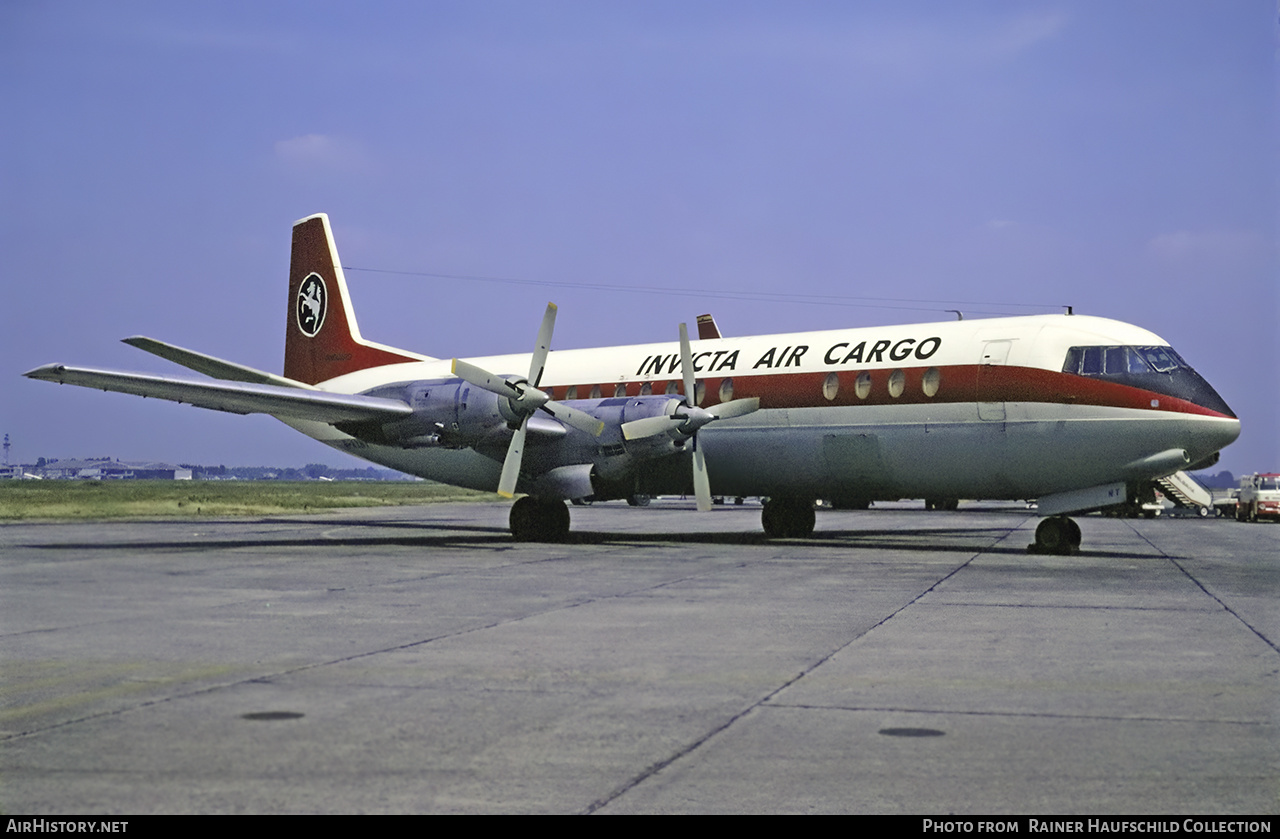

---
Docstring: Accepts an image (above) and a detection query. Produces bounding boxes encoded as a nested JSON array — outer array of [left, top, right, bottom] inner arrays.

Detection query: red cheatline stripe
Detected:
[[545, 365, 1231, 418]]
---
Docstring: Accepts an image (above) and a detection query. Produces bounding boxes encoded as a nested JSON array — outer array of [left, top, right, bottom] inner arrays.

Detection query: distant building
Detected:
[[26, 458, 192, 480]]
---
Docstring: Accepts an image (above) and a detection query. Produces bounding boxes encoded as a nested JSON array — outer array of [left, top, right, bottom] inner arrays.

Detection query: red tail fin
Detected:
[[284, 214, 424, 385]]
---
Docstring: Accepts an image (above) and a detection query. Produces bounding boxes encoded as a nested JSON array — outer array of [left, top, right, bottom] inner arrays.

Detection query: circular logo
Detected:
[[296, 273, 328, 337]]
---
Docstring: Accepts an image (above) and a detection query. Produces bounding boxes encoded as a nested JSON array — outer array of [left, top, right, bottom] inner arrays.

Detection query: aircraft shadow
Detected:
[[26, 519, 1165, 560]]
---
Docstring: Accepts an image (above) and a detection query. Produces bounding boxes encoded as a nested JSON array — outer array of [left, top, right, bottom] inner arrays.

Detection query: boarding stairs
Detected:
[[1156, 471, 1213, 511]]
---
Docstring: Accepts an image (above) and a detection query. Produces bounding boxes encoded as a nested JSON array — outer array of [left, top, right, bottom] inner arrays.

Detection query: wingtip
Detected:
[[23, 363, 64, 380]]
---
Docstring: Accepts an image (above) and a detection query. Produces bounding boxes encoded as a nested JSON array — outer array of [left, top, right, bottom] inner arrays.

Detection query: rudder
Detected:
[[285, 214, 424, 385]]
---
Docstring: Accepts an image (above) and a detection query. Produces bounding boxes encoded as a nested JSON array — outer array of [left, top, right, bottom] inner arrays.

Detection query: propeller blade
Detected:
[[621, 396, 760, 441], [497, 419, 528, 498], [452, 358, 521, 400], [692, 440, 712, 512], [679, 322, 697, 405], [452, 357, 552, 413], [708, 397, 760, 421], [541, 400, 606, 437], [529, 302, 557, 387], [621, 413, 682, 441]]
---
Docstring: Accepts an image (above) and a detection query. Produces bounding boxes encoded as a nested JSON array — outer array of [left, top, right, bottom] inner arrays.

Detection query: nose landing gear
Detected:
[[1030, 516, 1081, 555]]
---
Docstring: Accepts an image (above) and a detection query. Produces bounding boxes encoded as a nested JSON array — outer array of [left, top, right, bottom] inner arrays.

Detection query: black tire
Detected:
[[510, 497, 570, 542], [1034, 517, 1076, 555], [1065, 517, 1082, 549]]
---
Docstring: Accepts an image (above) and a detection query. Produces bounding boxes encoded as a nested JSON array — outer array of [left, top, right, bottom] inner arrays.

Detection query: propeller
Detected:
[[451, 303, 604, 497], [620, 323, 760, 511]]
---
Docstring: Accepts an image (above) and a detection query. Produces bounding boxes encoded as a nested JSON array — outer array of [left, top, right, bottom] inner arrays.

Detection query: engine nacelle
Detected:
[[335, 380, 513, 448], [581, 396, 691, 480]]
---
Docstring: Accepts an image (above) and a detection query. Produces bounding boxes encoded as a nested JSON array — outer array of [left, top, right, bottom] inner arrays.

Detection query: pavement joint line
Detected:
[[1124, 520, 1280, 656], [758, 703, 1274, 726], [913, 602, 1221, 612]]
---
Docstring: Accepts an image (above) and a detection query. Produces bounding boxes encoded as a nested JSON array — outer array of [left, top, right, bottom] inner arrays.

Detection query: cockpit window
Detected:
[[1136, 346, 1185, 373], [1060, 344, 1235, 417], [1063, 346, 1186, 376]]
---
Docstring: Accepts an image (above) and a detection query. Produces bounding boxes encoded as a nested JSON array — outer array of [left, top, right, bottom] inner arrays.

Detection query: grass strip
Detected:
[[0, 480, 492, 520]]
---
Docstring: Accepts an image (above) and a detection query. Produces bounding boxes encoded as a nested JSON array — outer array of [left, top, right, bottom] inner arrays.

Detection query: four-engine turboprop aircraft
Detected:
[[25, 213, 1240, 551]]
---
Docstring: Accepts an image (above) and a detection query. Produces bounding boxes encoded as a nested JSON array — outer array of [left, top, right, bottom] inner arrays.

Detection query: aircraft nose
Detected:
[[1193, 416, 1241, 463]]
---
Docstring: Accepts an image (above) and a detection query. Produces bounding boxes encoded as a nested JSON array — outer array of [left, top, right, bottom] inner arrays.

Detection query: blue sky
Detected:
[[3, 1, 1275, 475]]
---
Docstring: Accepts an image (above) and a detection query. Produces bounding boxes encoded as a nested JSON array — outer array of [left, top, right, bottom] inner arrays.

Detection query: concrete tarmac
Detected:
[[2, 501, 1276, 814]]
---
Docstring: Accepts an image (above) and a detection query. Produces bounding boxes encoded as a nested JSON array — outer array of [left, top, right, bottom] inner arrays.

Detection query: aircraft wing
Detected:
[[23, 364, 412, 424], [122, 336, 315, 390]]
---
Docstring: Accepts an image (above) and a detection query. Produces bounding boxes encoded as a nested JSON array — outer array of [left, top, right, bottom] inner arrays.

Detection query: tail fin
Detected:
[[696, 313, 723, 340], [285, 214, 427, 385]]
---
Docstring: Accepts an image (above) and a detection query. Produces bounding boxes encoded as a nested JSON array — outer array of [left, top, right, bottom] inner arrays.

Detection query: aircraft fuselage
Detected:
[[289, 313, 1238, 505]]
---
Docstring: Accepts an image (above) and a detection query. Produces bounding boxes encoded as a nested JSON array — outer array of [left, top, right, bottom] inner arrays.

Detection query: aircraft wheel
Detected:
[[762, 497, 816, 538], [1064, 517, 1081, 549], [627, 494, 651, 507], [1032, 516, 1077, 555], [510, 497, 570, 542]]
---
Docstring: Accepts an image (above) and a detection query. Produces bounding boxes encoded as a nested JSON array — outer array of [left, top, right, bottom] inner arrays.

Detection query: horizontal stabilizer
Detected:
[[24, 364, 412, 424], [123, 336, 315, 390]]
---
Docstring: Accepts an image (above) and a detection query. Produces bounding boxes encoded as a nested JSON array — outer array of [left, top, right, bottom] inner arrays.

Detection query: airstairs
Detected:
[[1156, 471, 1213, 511]]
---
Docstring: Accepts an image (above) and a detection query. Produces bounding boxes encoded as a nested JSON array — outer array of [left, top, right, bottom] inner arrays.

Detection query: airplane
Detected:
[[24, 213, 1240, 552]]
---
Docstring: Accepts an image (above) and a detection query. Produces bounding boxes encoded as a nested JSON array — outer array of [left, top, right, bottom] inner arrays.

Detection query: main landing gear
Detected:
[[509, 496, 570, 542], [1029, 515, 1081, 555], [761, 497, 816, 538]]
